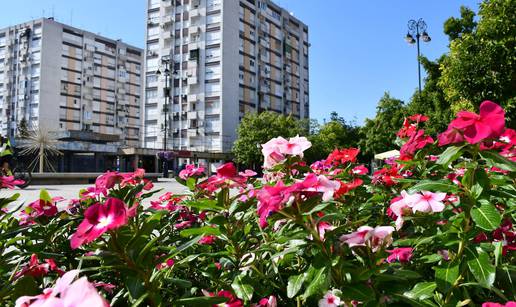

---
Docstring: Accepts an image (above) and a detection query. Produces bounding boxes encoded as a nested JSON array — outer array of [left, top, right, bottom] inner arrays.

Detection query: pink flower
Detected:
[[179, 164, 205, 180], [257, 181, 294, 228], [95, 171, 123, 190], [262, 137, 289, 169], [406, 191, 446, 213], [317, 220, 334, 241], [279, 135, 311, 156], [482, 302, 516, 307], [201, 162, 247, 192], [257, 296, 277, 307], [389, 191, 413, 230], [203, 290, 243, 307], [318, 291, 343, 307], [439, 100, 505, 145], [386, 247, 413, 263], [198, 235, 217, 245], [295, 173, 341, 202], [239, 169, 257, 177], [0, 176, 24, 189], [70, 198, 128, 249], [150, 193, 182, 211], [156, 258, 175, 270], [341, 225, 395, 252], [15, 270, 109, 307], [351, 165, 368, 175], [261, 136, 311, 169]]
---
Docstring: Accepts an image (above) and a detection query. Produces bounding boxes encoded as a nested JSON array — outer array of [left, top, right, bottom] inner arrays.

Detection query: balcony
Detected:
[[187, 111, 197, 119], [187, 76, 198, 85]]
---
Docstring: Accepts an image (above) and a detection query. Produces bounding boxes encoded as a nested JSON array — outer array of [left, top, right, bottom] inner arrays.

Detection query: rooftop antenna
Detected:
[[70, 9, 73, 25], [42, 9, 45, 18], [51, 5, 55, 19]]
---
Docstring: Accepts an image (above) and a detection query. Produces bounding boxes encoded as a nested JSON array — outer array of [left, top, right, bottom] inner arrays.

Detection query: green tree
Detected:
[[17, 117, 30, 139], [232, 111, 308, 168], [305, 112, 360, 162], [443, 6, 477, 40], [439, 0, 516, 125], [359, 93, 406, 158], [407, 56, 454, 136]]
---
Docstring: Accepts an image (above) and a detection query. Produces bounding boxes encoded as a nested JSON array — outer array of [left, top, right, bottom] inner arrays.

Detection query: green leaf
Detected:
[[231, 274, 254, 301], [39, 189, 52, 203], [480, 150, 516, 172], [186, 177, 197, 190], [180, 226, 221, 237], [436, 145, 465, 166], [408, 180, 458, 194], [340, 283, 376, 302], [471, 201, 502, 231], [287, 273, 307, 298], [302, 267, 329, 300], [403, 282, 437, 301], [465, 247, 496, 288], [175, 296, 228, 306], [434, 261, 459, 292], [182, 199, 224, 211]]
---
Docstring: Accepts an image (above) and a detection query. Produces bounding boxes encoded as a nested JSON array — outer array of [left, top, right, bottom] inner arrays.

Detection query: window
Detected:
[[146, 89, 158, 99], [146, 74, 158, 84]]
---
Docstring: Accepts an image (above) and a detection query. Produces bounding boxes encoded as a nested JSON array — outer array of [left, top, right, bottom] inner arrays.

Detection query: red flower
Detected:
[[15, 254, 64, 280], [439, 101, 505, 146], [400, 129, 434, 158], [408, 114, 429, 122], [386, 247, 413, 263], [70, 198, 129, 249], [326, 148, 360, 166]]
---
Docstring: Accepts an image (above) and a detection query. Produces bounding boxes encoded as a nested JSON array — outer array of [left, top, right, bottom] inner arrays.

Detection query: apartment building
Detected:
[[144, 0, 309, 158], [0, 18, 145, 171]]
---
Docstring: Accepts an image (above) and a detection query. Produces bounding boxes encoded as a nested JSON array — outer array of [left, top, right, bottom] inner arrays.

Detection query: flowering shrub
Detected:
[[0, 100, 515, 306]]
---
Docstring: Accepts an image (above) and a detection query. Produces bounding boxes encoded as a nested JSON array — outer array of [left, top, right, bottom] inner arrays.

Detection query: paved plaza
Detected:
[[1, 178, 188, 210]]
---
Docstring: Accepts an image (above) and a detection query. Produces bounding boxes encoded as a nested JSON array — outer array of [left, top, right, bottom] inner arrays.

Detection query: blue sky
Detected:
[[0, 0, 481, 124]]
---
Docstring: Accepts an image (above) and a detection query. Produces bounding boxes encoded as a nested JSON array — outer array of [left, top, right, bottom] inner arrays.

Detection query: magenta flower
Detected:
[[179, 164, 205, 180], [341, 225, 395, 252], [15, 270, 109, 307], [400, 129, 434, 158], [0, 176, 24, 189], [70, 198, 128, 249], [439, 100, 505, 146], [351, 165, 369, 175], [386, 247, 413, 263], [257, 295, 277, 307], [257, 181, 294, 228], [482, 302, 516, 307], [156, 258, 175, 270], [198, 235, 217, 245]]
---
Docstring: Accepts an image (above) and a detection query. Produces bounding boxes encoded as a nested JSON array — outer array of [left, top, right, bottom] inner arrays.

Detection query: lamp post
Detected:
[[405, 18, 431, 95], [156, 57, 174, 178]]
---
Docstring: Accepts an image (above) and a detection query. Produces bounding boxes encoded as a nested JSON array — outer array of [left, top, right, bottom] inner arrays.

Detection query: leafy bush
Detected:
[[0, 101, 515, 306]]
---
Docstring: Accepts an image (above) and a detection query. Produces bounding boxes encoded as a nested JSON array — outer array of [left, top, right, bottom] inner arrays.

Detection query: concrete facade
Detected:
[[143, 0, 310, 154]]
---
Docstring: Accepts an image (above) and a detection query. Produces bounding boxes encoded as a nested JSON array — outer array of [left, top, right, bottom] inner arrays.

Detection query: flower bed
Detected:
[[0, 101, 515, 306]]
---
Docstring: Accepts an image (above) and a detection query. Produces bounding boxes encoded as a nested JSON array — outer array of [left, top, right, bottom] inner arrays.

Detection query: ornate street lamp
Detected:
[[405, 18, 431, 94]]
